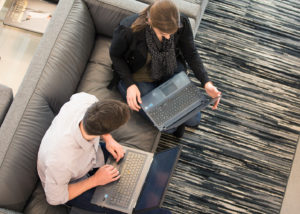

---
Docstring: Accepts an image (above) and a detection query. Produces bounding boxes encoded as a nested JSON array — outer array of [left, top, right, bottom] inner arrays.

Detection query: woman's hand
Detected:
[[126, 84, 142, 111], [204, 82, 221, 110]]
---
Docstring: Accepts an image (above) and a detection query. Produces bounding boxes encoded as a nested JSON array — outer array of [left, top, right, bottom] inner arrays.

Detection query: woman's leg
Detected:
[[117, 80, 128, 101], [174, 58, 187, 74], [184, 112, 202, 127], [164, 60, 200, 135]]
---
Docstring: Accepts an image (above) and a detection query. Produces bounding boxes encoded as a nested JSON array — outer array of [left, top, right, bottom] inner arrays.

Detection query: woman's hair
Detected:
[[82, 99, 131, 135], [131, 0, 179, 33]]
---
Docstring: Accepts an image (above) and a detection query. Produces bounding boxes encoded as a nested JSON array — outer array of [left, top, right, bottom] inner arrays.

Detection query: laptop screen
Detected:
[[135, 146, 181, 211], [161, 82, 177, 96]]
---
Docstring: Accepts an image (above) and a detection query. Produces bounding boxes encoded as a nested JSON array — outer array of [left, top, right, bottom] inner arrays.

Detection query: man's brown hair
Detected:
[[82, 99, 130, 135]]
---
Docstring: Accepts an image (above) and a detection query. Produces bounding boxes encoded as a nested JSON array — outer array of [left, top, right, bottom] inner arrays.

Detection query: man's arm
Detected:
[[68, 165, 120, 201], [101, 133, 125, 162], [68, 176, 95, 201]]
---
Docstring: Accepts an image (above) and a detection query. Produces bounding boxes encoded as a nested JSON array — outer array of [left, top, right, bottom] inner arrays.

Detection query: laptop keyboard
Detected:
[[107, 151, 147, 208], [147, 84, 201, 126]]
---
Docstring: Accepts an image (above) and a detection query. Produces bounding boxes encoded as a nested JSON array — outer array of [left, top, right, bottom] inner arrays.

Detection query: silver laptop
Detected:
[[91, 145, 181, 214], [141, 71, 218, 131]]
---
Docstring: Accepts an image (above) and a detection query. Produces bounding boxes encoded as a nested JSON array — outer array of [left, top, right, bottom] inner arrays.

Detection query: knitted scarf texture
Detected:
[[145, 26, 177, 81]]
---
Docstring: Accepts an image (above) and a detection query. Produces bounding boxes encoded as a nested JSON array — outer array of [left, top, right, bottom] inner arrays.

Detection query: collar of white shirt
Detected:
[[73, 117, 100, 152]]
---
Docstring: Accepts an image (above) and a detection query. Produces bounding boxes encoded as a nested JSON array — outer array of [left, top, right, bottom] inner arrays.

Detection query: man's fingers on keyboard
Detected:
[[112, 174, 121, 181], [119, 152, 124, 160], [110, 166, 118, 173], [111, 169, 119, 177], [104, 165, 113, 170], [111, 151, 117, 159], [116, 154, 123, 163], [115, 150, 121, 160]]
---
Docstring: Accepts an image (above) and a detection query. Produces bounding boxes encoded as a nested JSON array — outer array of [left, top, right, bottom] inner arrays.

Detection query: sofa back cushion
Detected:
[[84, 0, 147, 37], [0, 0, 95, 211]]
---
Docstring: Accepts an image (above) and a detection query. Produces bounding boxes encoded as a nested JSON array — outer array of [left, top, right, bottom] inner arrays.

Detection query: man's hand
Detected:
[[68, 165, 120, 201], [91, 165, 120, 186], [204, 82, 221, 110], [101, 134, 124, 162], [126, 84, 142, 111]]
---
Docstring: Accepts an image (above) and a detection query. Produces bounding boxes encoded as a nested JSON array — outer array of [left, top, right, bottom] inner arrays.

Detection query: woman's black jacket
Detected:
[[109, 14, 210, 89]]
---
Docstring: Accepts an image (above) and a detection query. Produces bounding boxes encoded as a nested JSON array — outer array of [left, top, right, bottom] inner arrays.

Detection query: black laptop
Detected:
[[140, 71, 218, 131], [90, 145, 182, 213]]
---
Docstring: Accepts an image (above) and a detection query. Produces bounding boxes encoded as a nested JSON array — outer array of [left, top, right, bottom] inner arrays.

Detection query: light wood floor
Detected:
[[0, 0, 41, 95]]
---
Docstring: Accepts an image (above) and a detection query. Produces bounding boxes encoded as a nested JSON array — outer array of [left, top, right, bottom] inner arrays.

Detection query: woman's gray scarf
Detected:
[[145, 26, 176, 81]]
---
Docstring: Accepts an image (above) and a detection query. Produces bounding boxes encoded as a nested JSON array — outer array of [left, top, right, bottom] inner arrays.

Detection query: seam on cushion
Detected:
[[88, 60, 112, 68], [0, 0, 78, 173]]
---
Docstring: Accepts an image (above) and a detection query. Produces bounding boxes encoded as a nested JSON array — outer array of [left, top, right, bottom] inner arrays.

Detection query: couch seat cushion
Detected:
[[24, 182, 69, 214]]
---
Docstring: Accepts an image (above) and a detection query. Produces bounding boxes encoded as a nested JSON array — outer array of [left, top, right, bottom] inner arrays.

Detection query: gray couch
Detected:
[[0, 84, 13, 127], [0, 0, 207, 213]]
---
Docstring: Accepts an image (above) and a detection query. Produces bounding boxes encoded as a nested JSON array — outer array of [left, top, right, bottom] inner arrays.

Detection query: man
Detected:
[[37, 92, 130, 213]]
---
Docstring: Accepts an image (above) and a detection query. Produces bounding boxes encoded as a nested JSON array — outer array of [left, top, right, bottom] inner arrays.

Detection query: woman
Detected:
[[110, 0, 221, 137]]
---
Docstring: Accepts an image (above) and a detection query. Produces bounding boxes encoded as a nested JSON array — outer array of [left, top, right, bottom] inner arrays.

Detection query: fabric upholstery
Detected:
[[0, 0, 95, 211], [24, 182, 69, 214], [37, 1, 95, 114], [0, 84, 13, 126], [84, 0, 147, 37]]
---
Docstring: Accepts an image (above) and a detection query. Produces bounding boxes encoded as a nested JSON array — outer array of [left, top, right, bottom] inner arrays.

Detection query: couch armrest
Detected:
[[197, 0, 209, 30], [0, 84, 13, 126], [0, 0, 95, 211]]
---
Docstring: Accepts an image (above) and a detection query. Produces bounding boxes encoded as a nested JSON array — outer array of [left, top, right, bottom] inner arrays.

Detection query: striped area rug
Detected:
[[158, 0, 300, 213]]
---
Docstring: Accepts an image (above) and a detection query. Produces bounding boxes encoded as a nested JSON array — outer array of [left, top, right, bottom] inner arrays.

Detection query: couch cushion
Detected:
[[0, 0, 95, 211], [24, 182, 69, 214], [77, 36, 160, 152], [37, 1, 95, 114], [0, 84, 13, 126], [89, 36, 112, 67], [84, 0, 147, 37]]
